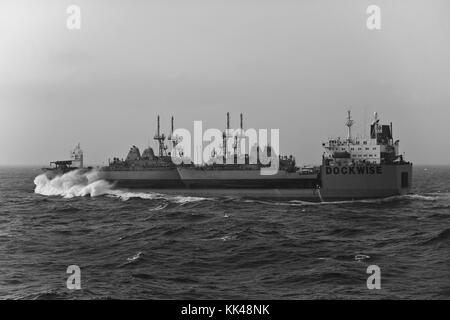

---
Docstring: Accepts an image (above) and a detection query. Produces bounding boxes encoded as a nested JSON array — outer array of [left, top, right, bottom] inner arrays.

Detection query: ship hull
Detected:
[[319, 163, 412, 201], [98, 168, 183, 188], [98, 163, 412, 202], [177, 167, 319, 189], [175, 163, 412, 201]]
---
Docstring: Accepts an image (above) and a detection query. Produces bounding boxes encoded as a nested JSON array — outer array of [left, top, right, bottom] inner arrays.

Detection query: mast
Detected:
[[169, 116, 175, 147], [237, 113, 244, 156], [223, 112, 230, 159], [153, 115, 166, 157], [345, 110, 354, 142]]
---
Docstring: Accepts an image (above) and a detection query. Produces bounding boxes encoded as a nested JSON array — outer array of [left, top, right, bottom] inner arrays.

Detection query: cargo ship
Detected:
[[175, 111, 411, 200], [44, 111, 412, 201], [96, 111, 411, 201]]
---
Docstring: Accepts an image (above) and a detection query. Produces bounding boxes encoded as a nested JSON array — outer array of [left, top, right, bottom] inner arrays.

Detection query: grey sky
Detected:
[[1, 0, 449, 165]]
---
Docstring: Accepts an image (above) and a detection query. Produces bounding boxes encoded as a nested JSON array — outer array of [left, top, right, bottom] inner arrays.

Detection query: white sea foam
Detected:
[[34, 170, 209, 203], [34, 170, 112, 198], [126, 251, 143, 263], [354, 254, 370, 261]]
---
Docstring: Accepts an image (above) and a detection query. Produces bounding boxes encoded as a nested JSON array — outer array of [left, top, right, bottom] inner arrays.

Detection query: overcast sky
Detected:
[[0, 0, 449, 165]]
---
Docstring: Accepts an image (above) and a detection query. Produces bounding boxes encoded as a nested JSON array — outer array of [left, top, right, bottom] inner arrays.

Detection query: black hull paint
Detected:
[[110, 179, 185, 188], [181, 179, 319, 189], [107, 178, 319, 189]]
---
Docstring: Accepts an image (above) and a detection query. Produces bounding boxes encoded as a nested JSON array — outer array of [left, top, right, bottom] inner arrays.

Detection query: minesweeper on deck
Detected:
[[43, 111, 412, 201]]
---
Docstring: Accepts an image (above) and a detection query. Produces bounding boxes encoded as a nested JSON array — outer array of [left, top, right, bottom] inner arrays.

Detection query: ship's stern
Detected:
[[319, 163, 412, 201]]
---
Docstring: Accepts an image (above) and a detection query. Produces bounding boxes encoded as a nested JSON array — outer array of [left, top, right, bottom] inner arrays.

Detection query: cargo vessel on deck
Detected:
[[98, 116, 183, 188], [42, 143, 90, 177]]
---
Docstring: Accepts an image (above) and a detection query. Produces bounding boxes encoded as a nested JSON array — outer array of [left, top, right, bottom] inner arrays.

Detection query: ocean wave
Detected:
[[126, 251, 143, 264], [148, 203, 169, 212], [421, 191, 450, 199], [421, 228, 450, 245], [288, 193, 438, 206], [108, 190, 210, 204], [34, 170, 210, 204], [354, 254, 371, 261], [217, 193, 440, 207]]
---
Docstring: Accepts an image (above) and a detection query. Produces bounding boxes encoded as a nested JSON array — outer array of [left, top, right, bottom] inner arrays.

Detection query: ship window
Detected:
[[363, 141, 367, 145], [373, 147, 376, 150], [358, 148, 361, 150], [351, 148, 354, 150], [365, 148, 369, 150]]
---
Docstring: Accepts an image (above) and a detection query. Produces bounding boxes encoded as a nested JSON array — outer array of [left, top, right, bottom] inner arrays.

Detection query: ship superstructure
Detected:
[[42, 143, 85, 175], [322, 111, 401, 165], [318, 111, 411, 200], [98, 116, 183, 188]]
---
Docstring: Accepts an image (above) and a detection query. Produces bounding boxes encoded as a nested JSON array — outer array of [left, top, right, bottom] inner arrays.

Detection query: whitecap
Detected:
[[354, 254, 370, 261], [126, 251, 143, 263]]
